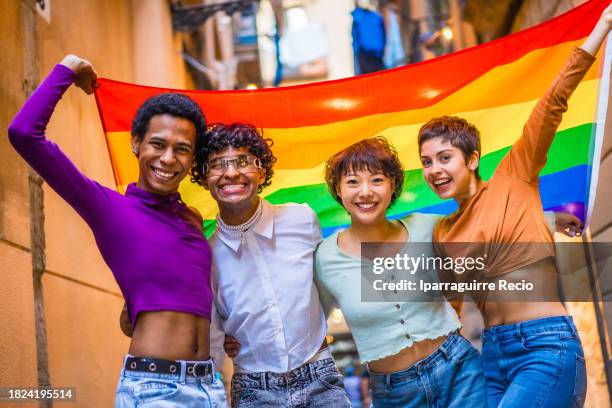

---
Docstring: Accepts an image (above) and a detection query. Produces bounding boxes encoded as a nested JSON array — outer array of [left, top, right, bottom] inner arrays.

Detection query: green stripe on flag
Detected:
[[265, 123, 594, 228]]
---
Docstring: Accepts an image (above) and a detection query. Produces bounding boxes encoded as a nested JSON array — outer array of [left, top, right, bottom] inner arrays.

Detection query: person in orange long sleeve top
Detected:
[[417, 4, 612, 407]]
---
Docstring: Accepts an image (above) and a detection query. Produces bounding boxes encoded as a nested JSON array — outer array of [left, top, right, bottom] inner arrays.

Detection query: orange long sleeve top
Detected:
[[433, 48, 596, 293]]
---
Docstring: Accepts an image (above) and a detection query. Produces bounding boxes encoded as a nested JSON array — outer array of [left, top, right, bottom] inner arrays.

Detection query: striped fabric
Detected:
[[94, 0, 610, 237]]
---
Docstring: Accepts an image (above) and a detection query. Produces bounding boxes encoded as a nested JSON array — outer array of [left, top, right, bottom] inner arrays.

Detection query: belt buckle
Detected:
[[190, 361, 209, 377]]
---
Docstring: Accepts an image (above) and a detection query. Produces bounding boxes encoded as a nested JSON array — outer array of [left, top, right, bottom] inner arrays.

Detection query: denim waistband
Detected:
[[482, 315, 577, 342], [234, 348, 333, 374], [306, 347, 333, 364], [232, 357, 338, 389], [120, 354, 215, 384], [369, 333, 467, 386]]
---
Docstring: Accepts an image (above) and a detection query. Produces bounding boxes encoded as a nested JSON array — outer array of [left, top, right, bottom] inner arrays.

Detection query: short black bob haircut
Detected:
[[131, 93, 207, 149], [191, 123, 276, 194], [325, 136, 405, 209]]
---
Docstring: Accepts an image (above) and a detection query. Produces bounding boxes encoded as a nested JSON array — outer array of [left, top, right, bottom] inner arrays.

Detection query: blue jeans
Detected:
[[231, 357, 351, 407], [482, 316, 587, 408], [115, 356, 228, 407], [369, 333, 486, 408], [211, 372, 230, 406]]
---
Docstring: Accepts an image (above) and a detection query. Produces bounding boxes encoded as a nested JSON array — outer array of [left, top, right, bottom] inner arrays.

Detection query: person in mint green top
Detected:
[[315, 212, 462, 363], [315, 137, 486, 407]]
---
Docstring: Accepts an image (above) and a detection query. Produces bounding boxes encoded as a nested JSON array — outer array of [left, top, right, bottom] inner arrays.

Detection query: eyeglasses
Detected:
[[204, 154, 263, 176]]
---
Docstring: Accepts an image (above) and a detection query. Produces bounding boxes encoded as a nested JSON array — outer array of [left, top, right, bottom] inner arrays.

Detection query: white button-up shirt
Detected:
[[210, 200, 327, 373]]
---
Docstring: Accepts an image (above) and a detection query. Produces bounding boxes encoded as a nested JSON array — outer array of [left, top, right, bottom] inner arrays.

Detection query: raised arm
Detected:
[[497, 5, 610, 182], [581, 3, 612, 56], [8, 55, 107, 223]]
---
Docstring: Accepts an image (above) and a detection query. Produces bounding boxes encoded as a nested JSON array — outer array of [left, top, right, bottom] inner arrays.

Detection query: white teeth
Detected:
[[153, 168, 174, 179], [433, 178, 450, 186], [356, 203, 376, 209], [221, 184, 246, 192]]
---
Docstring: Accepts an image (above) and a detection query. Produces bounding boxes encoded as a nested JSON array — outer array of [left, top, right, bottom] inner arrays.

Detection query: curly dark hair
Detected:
[[325, 136, 404, 209], [131, 93, 207, 153], [418, 116, 481, 180], [191, 123, 276, 193]]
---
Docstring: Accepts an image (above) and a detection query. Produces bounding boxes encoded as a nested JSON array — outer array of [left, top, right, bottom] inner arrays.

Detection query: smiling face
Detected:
[[204, 146, 266, 214], [420, 137, 479, 202], [338, 169, 394, 226], [131, 114, 196, 195]]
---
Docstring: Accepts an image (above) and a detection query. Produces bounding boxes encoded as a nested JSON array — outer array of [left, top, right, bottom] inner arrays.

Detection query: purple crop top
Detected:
[[8, 64, 213, 327]]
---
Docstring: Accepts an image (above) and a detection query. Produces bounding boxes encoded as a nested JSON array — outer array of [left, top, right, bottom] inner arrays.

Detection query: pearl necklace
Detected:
[[216, 200, 263, 243]]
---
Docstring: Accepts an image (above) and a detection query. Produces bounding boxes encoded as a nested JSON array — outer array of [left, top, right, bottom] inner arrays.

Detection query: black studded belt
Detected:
[[125, 356, 213, 377]]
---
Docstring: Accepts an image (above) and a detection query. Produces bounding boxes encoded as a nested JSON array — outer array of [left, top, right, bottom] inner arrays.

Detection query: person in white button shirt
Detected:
[[190, 123, 351, 408]]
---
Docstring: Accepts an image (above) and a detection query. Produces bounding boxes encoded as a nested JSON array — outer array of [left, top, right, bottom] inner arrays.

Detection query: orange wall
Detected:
[[1, 0, 191, 406], [131, 0, 189, 88], [0, 2, 38, 408]]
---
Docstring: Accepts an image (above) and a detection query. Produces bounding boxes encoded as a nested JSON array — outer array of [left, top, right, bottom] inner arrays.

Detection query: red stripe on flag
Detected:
[[95, 0, 607, 131]]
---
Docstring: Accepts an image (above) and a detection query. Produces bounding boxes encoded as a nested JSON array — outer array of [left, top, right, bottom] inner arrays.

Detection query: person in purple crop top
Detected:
[[8, 55, 226, 407]]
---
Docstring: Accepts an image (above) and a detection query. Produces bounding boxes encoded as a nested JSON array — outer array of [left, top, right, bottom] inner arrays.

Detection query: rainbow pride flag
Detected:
[[95, 0, 610, 238]]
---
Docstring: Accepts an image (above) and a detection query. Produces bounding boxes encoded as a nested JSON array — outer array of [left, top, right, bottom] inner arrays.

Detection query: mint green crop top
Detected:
[[314, 213, 461, 363]]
